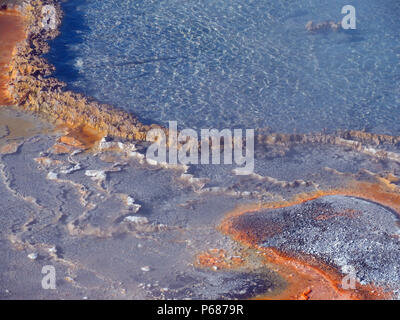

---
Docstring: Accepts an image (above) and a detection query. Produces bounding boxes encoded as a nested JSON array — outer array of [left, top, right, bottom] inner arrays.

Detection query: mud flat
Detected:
[[0, 120, 399, 299], [0, 106, 51, 147], [0, 130, 283, 299]]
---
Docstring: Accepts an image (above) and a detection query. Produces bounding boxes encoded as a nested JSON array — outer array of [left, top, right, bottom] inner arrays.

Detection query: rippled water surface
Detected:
[[48, 0, 400, 133]]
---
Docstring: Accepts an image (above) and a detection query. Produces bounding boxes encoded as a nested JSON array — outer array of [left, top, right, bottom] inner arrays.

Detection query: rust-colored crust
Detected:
[[5, 0, 165, 141], [218, 176, 400, 300], [0, 8, 25, 105]]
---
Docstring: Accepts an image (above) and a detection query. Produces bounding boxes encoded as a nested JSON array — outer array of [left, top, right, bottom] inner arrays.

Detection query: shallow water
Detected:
[[47, 0, 400, 134]]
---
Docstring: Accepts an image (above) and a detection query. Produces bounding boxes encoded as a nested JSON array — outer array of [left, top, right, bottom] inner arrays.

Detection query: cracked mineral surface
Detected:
[[1, 0, 400, 300], [0, 109, 400, 299]]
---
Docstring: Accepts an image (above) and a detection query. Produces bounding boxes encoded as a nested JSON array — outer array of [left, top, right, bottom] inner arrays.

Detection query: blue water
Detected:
[[47, 0, 400, 134]]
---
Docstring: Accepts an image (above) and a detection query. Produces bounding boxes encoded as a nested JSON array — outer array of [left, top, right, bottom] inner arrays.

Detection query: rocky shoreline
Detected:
[[5, 0, 159, 141], [1, 0, 399, 159]]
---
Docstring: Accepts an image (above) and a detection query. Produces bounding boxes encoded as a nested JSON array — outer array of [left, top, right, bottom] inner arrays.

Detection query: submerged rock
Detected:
[[305, 20, 342, 32]]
